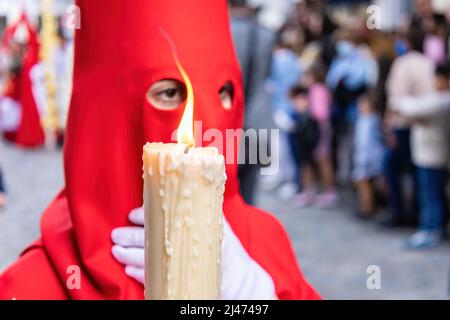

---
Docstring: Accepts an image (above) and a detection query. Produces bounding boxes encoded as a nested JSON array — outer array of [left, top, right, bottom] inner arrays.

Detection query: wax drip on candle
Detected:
[[159, 153, 165, 177]]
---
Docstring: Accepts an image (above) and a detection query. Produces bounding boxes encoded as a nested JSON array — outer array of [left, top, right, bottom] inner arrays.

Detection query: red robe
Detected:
[[0, 0, 320, 300]]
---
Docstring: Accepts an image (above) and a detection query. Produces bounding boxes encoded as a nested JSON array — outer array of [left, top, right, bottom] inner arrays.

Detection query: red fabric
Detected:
[[0, 0, 320, 300], [1, 13, 44, 148]]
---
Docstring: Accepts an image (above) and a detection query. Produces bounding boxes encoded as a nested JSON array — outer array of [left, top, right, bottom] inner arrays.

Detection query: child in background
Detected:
[[290, 76, 338, 209], [304, 66, 338, 208], [265, 30, 303, 200], [352, 93, 385, 219]]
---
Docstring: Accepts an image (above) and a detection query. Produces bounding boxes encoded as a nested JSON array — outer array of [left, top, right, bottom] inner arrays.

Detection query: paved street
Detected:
[[1, 140, 449, 299], [0, 141, 64, 273]]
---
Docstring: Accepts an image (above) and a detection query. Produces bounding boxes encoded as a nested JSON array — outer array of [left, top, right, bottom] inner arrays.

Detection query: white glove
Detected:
[[111, 207, 146, 284], [111, 207, 276, 300], [221, 218, 276, 300]]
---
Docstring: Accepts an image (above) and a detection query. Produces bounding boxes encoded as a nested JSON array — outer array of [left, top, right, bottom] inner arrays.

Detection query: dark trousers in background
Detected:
[[238, 136, 262, 206], [383, 128, 418, 223], [238, 163, 259, 205], [417, 167, 447, 232], [287, 132, 301, 187], [0, 167, 5, 193]]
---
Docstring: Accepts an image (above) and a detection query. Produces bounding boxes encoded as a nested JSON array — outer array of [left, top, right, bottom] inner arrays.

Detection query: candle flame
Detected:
[[158, 28, 195, 148], [175, 57, 195, 147]]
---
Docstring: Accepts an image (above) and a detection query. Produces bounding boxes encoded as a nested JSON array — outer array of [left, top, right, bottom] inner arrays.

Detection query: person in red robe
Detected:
[[0, 0, 320, 300], [1, 12, 44, 148]]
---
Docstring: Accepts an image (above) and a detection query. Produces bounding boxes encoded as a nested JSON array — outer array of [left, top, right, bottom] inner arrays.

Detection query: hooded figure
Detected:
[[0, 0, 319, 300], [1, 12, 44, 147]]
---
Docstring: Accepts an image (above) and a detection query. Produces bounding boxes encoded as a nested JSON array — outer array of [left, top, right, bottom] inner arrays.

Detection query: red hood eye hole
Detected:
[[146, 79, 187, 110], [219, 81, 234, 110]]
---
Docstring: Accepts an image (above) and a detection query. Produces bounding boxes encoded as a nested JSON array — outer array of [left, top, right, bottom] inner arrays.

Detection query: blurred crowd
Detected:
[[230, 0, 450, 250]]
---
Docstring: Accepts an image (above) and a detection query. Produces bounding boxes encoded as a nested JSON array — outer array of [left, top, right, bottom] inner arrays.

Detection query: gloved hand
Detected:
[[220, 215, 276, 300], [111, 207, 146, 284], [111, 207, 276, 299]]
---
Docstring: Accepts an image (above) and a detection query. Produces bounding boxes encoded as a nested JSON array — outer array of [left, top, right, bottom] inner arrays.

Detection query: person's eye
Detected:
[[146, 79, 187, 110], [219, 81, 234, 110]]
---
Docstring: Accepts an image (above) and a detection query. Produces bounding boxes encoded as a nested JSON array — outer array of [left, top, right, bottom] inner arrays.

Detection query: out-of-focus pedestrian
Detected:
[[53, 28, 74, 148], [410, 0, 435, 30], [0, 153, 6, 210], [326, 30, 379, 186], [423, 13, 447, 65], [264, 28, 303, 199], [352, 93, 385, 219], [302, 8, 337, 68], [383, 28, 434, 227], [291, 66, 338, 209], [229, 0, 275, 205], [0, 48, 11, 210], [1, 13, 45, 148], [0, 167, 5, 208], [391, 64, 450, 248], [289, 85, 320, 208]]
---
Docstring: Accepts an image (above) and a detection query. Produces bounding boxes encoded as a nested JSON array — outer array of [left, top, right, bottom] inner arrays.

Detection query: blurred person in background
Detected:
[[391, 64, 450, 248], [383, 28, 434, 228], [292, 2, 337, 75], [289, 85, 320, 208], [1, 40, 24, 142], [0, 12, 44, 148], [422, 13, 447, 65], [265, 27, 303, 200], [29, 25, 74, 149], [371, 31, 395, 116], [0, 169, 5, 208], [53, 27, 74, 148], [229, 0, 275, 205], [410, 0, 435, 30], [444, 4, 450, 60], [326, 30, 379, 186], [301, 6, 337, 68], [352, 93, 385, 219], [291, 65, 337, 209], [0, 76, 5, 207], [0, 44, 13, 210]]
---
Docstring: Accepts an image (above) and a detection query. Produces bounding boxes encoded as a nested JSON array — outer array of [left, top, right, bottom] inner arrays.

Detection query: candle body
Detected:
[[143, 142, 226, 300]]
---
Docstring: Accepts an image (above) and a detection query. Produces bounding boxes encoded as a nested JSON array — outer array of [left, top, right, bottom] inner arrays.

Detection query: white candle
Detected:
[[143, 142, 226, 300]]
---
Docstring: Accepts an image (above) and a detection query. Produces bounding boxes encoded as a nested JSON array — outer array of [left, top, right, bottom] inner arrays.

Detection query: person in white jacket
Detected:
[[392, 64, 450, 249]]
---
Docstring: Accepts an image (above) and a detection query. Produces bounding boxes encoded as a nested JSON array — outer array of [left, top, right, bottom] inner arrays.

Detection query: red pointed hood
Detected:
[[62, 0, 244, 296], [65, 0, 242, 202], [0, 0, 319, 300]]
